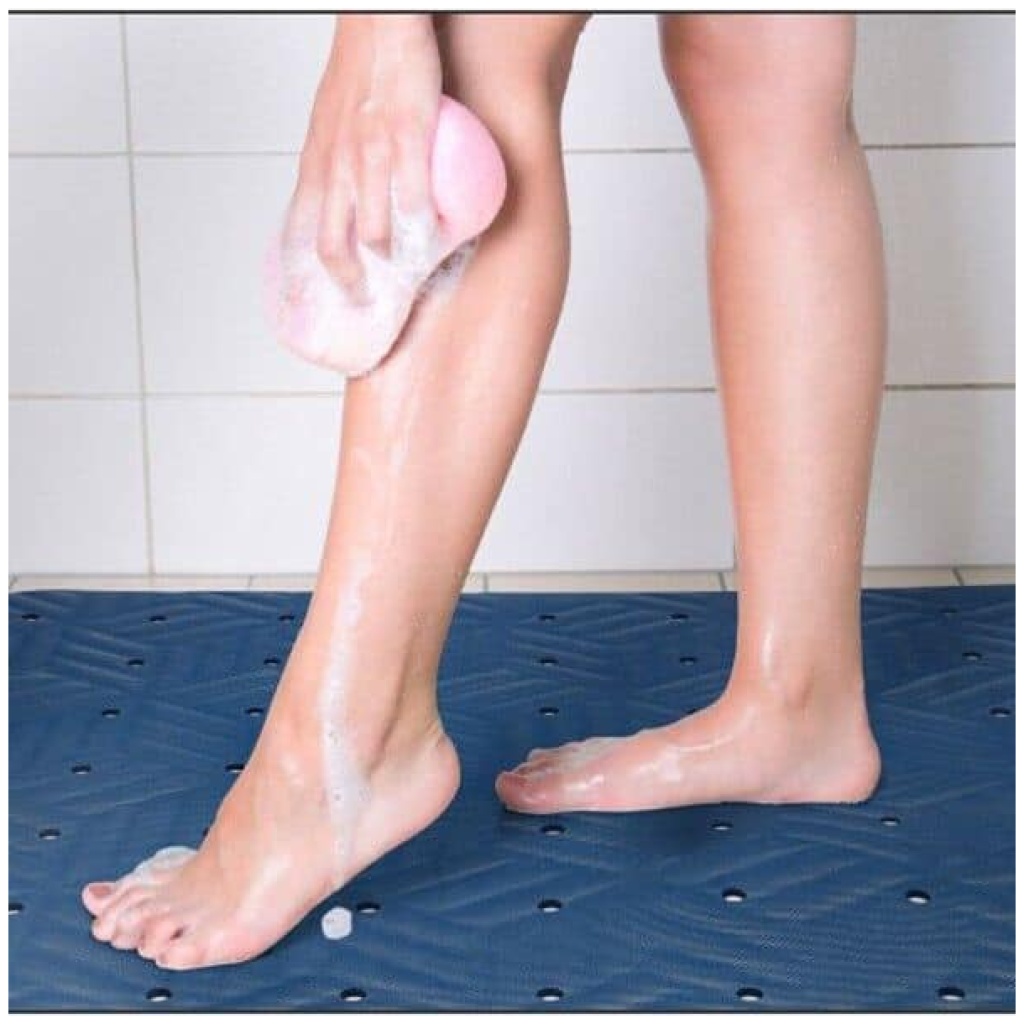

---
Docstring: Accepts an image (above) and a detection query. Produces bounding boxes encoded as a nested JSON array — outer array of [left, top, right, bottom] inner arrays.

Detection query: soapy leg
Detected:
[[82, 13, 589, 971], [498, 15, 886, 814]]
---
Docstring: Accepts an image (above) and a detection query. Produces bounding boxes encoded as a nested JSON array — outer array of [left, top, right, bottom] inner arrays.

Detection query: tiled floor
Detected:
[[8, 567, 1015, 593]]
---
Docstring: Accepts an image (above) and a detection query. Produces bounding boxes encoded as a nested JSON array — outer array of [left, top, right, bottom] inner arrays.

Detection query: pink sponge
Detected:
[[265, 95, 507, 376]]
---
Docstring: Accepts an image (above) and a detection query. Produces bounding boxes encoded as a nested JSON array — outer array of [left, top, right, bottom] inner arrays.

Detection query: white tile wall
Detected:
[[10, 400, 148, 574], [475, 394, 733, 573], [867, 390, 1014, 566], [125, 14, 332, 152], [10, 158, 139, 395], [146, 396, 341, 574], [562, 14, 687, 151], [545, 152, 714, 391], [873, 148, 1014, 385], [8, 14, 1016, 576], [133, 156, 337, 394], [854, 14, 1015, 145], [9, 14, 126, 153]]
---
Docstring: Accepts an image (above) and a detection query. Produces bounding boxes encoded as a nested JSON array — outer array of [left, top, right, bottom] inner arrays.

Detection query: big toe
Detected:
[[495, 764, 566, 813], [82, 881, 117, 915]]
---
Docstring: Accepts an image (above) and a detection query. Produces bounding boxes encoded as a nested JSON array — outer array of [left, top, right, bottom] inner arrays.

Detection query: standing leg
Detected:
[[81, 13, 589, 970], [498, 14, 885, 813]]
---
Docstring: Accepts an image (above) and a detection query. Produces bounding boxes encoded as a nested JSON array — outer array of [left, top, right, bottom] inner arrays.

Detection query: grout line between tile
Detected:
[[8, 382, 1016, 402], [717, 572, 727, 592], [118, 14, 156, 576], [9, 141, 1016, 159]]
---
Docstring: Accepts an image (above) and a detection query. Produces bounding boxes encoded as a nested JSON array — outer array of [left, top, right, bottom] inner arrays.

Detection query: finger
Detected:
[[317, 155, 366, 300], [355, 131, 392, 257], [391, 117, 434, 220]]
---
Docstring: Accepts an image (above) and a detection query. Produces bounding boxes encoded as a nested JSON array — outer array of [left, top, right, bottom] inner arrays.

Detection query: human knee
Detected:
[[438, 14, 589, 130], [660, 15, 856, 161]]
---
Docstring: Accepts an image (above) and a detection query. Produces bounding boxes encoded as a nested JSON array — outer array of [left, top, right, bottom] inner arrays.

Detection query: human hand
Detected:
[[297, 14, 442, 302]]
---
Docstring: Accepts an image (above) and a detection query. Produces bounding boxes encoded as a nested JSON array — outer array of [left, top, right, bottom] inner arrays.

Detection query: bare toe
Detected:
[[110, 898, 161, 951], [156, 936, 207, 972], [92, 885, 149, 942], [81, 881, 119, 916], [137, 912, 184, 962]]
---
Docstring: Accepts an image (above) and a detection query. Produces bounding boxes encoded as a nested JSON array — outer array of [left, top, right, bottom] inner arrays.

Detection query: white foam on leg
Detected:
[[271, 190, 450, 377], [320, 905, 353, 940]]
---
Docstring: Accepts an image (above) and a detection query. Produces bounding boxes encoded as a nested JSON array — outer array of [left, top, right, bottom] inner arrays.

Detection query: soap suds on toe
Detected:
[[121, 845, 197, 884], [321, 905, 353, 940]]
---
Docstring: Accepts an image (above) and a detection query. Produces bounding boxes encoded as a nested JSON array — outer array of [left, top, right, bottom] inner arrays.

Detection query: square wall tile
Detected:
[[865, 390, 1014, 566], [10, 158, 139, 395], [126, 14, 331, 152], [134, 156, 339, 394], [855, 14, 1014, 145], [474, 393, 733, 573], [563, 14, 687, 151], [544, 152, 714, 391], [872, 148, 1014, 386], [147, 396, 342, 574], [10, 399, 148, 574], [10, 14, 127, 152]]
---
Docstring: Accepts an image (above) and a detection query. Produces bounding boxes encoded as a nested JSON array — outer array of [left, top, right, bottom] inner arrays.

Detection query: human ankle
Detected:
[[727, 653, 865, 713]]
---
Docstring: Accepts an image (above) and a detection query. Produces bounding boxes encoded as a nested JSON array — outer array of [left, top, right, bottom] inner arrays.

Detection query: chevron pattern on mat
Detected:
[[9, 585, 1015, 1010]]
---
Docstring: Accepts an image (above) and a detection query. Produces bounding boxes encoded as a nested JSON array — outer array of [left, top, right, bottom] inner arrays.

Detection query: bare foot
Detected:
[[495, 675, 881, 813], [81, 679, 459, 970]]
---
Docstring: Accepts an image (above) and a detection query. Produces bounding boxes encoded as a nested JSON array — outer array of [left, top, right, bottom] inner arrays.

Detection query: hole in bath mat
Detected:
[[21, 612, 40, 621], [538, 613, 557, 622], [148, 614, 167, 623], [339, 988, 366, 1003], [38, 827, 60, 840], [126, 658, 145, 668], [540, 823, 566, 836], [146, 988, 172, 1003], [711, 820, 732, 832], [356, 901, 381, 915], [245, 706, 264, 718], [737, 987, 763, 1002], [668, 612, 689, 621], [938, 987, 965, 1002], [538, 656, 559, 667], [990, 706, 1012, 717], [71, 763, 91, 775], [101, 708, 121, 719], [679, 656, 697, 666], [880, 815, 900, 827], [9, 901, 23, 915], [536, 988, 563, 1002], [278, 613, 295, 623], [722, 888, 747, 904], [538, 707, 559, 717], [962, 651, 982, 661], [225, 762, 245, 774], [905, 889, 931, 905], [263, 656, 282, 666], [537, 899, 562, 913]]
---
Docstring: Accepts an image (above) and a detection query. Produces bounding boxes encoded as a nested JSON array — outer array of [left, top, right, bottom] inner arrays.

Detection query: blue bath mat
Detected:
[[8, 585, 1014, 1010]]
